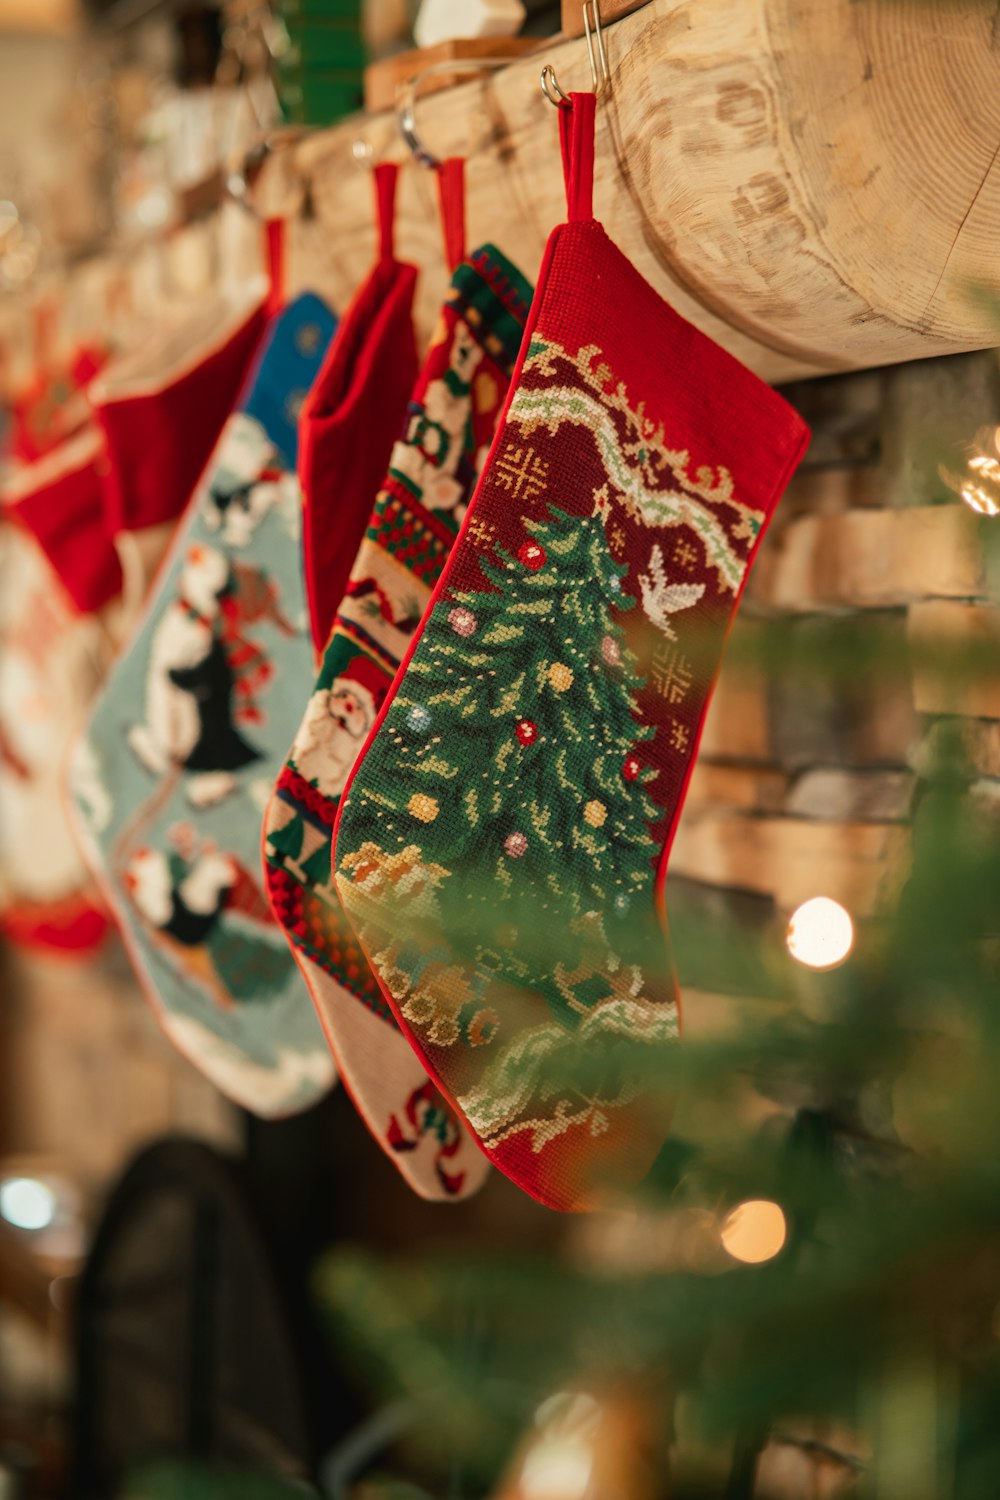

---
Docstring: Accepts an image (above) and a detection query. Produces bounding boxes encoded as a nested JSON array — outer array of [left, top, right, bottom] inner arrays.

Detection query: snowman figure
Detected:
[[203, 413, 298, 549], [128, 542, 290, 807]]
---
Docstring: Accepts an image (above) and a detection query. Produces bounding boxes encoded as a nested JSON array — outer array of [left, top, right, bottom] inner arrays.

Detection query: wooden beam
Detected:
[[289, 0, 1000, 383], [561, 0, 654, 38]]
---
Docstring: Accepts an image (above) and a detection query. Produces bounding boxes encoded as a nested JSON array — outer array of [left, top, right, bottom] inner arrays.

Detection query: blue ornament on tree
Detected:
[[407, 704, 432, 735]]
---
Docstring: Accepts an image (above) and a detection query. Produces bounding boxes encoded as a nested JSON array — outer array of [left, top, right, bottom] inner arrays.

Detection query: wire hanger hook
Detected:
[[541, 1, 609, 108], [397, 58, 515, 170]]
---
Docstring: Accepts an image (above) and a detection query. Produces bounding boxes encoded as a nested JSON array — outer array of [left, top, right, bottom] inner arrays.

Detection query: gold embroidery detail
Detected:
[[669, 719, 690, 754], [494, 444, 550, 503], [468, 516, 497, 550], [651, 644, 693, 705]]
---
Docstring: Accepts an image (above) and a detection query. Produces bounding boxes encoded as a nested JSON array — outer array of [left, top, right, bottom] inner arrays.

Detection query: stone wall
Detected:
[[671, 349, 999, 990]]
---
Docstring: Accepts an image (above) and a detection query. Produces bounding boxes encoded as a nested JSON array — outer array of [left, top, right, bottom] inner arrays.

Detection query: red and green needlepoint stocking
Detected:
[[331, 94, 810, 1212], [264, 190, 533, 1199]]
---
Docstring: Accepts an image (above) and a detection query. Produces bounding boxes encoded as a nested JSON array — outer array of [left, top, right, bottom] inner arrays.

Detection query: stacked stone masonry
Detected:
[[672, 347, 1000, 1021]]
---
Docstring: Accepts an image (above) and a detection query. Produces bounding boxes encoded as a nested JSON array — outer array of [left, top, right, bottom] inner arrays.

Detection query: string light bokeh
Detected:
[[786, 895, 854, 970]]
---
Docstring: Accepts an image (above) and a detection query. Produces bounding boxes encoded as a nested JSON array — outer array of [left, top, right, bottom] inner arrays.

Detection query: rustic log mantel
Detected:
[[289, 0, 1000, 384]]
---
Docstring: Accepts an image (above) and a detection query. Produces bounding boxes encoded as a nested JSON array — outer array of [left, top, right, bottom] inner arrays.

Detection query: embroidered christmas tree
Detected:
[[347, 507, 668, 984], [333, 91, 808, 1211], [336, 501, 665, 1043]]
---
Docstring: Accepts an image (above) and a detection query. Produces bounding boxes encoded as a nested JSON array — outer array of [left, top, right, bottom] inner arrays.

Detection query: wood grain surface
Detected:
[[281, 0, 1000, 383]]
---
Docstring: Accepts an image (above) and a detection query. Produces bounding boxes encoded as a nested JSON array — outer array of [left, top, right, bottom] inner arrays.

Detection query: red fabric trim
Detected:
[[299, 255, 419, 655], [559, 92, 596, 221], [374, 162, 398, 262], [96, 300, 265, 536], [435, 157, 466, 273], [71, 345, 105, 390], [0, 892, 110, 955], [6, 442, 123, 614], [9, 343, 108, 466], [264, 218, 285, 319]]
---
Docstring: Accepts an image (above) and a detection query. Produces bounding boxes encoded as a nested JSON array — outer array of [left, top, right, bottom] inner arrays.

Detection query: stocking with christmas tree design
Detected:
[[331, 94, 810, 1212], [264, 159, 533, 1199]]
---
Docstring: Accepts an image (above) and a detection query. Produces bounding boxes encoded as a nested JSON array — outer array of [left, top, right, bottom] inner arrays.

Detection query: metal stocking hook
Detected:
[[541, 0, 610, 108], [397, 58, 515, 170]]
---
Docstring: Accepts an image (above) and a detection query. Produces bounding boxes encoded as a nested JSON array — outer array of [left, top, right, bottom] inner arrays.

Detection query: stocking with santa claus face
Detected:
[[72, 293, 338, 1117], [0, 428, 123, 952], [263, 162, 533, 1199]]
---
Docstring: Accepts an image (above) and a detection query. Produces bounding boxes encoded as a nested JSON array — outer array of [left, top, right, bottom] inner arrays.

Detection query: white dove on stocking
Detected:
[[638, 545, 706, 638]]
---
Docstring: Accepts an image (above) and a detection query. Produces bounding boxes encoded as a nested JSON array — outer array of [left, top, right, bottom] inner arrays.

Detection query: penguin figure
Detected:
[[167, 632, 261, 780], [203, 413, 297, 549], [128, 542, 288, 807], [124, 844, 291, 1008]]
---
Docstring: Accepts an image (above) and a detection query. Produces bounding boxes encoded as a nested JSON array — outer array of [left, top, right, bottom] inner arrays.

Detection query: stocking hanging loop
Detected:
[[558, 92, 596, 221], [350, 140, 402, 265], [374, 162, 400, 262], [263, 218, 285, 317], [541, 0, 609, 108], [435, 157, 466, 273]]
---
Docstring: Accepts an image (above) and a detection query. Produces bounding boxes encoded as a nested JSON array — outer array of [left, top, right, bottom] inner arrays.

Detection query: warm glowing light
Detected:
[[522, 1393, 600, 1500], [521, 1441, 594, 1500], [721, 1199, 787, 1264], [961, 481, 1000, 517], [968, 453, 1000, 479], [0, 1176, 56, 1231], [786, 895, 854, 970]]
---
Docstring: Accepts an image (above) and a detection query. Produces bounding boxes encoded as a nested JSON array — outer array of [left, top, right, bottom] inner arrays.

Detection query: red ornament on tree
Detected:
[[515, 719, 538, 746], [518, 540, 546, 571], [622, 755, 641, 782]]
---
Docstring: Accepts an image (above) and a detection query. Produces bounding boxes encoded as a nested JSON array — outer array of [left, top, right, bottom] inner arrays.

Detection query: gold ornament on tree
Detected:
[[408, 794, 440, 823]]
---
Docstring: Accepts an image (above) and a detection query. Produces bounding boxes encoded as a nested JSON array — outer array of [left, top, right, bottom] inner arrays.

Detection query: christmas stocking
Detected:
[[5, 297, 108, 466], [300, 162, 419, 657], [0, 428, 122, 952], [90, 278, 268, 613], [72, 292, 339, 1117], [264, 160, 533, 1198], [332, 95, 810, 1212]]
